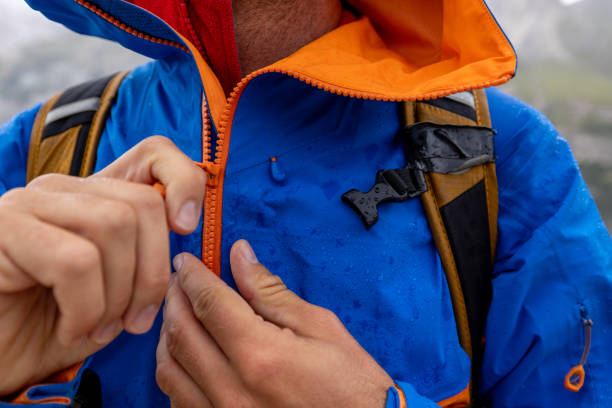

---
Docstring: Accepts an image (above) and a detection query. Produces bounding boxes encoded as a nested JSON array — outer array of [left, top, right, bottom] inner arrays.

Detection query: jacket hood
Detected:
[[25, 0, 516, 114], [123, 0, 241, 94]]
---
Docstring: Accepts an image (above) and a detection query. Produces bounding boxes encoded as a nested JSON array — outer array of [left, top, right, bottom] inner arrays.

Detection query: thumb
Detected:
[[230, 240, 329, 336], [95, 136, 206, 235]]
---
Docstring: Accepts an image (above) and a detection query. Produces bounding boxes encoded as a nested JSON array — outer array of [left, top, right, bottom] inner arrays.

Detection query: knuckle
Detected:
[[251, 272, 287, 303], [0, 187, 27, 206], [239, 348, 281, 389], [56, 239, 101, 279], [142, 135, 174, 152], [26, 173, 68, 189], [155, 362, 172, 395], [316, 307, 342, 328], [106, 290, 132, 317], [164, 321, 185, 357], [190, 285, 222, 323], [96, 200, 137, 236], [138, 266, 170, 297], [135, 185, 166, 214]]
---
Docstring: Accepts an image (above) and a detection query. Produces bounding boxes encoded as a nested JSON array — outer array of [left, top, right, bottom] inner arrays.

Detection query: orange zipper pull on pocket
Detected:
[[564, 316, 593, 392]]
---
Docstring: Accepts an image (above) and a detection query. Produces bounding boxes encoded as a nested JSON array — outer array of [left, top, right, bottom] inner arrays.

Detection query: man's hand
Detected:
[[157, 240, 394, 408], [0, 136, 206, 397]]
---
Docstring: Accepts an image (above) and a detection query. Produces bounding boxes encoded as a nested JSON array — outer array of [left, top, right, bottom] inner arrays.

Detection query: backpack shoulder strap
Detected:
[[27, 71, 128, 183], [342, 90, 498, 405], [408, 89, 498, 405]]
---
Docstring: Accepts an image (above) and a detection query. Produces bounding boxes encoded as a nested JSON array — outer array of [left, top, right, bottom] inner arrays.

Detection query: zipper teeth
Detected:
[[201, 95, 212, 162], [74, 0, 188, 52], [201, 95, 217, 271]]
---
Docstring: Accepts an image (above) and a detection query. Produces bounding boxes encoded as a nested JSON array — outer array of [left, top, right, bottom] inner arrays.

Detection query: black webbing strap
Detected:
[[342, 90, 498, 407]]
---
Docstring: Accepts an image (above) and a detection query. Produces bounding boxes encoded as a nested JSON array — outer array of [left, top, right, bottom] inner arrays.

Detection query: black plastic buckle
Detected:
[[342, 168, 427, 229]]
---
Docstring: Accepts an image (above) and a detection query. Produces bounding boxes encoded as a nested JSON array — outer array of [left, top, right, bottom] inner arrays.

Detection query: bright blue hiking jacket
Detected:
[[1, 0, 611, 407]]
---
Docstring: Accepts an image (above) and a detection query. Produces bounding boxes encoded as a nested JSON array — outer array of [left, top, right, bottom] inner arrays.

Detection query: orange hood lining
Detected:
[[129, 0, 516, 124], [271, 0, 516, 99]]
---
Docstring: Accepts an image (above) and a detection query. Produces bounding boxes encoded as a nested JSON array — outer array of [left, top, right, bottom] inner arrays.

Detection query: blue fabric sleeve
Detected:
[[385, 383, 441, 408], [386, 90, 612, 408], [0, 104, 41, 195], [0, 360, 91, 407], [480, 88, 612, 406]]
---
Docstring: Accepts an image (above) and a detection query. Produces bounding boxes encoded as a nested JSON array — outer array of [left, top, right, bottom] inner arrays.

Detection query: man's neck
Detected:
[[232, 0, 343, 76]]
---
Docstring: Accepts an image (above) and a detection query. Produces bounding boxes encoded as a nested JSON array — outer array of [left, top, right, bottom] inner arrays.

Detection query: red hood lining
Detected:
[[126, 0, 241, 94]]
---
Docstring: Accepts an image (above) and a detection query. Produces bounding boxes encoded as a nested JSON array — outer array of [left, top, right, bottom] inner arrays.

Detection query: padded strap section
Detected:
[[79, 72, 128, 177], [419, 178, 473, 359], [27, 93, 61, 183], [440, 180, 492, 381], [27, 72, 128, 183], [408, 89, 498, 406]]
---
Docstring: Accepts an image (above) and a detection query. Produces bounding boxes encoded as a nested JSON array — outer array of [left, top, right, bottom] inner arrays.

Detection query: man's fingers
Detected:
[[5, 187, 137, 344], [27, 174, 170, 336], [156, 331, 213, 408], [96, 136, 206, 234], [231, 240, 346, 339], [175, 253, 268, 359], [163, 277, 243, 406], [0, 208, 104, 345]]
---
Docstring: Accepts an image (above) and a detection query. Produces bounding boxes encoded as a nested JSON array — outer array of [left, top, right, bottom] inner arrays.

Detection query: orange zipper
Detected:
[[199, 67, 511, 275], [74, 0, 511, 275], [73, 0, 188, 52]]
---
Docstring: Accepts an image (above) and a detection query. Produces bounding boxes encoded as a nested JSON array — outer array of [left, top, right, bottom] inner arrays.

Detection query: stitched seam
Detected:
[[474, 90, 482, 124]]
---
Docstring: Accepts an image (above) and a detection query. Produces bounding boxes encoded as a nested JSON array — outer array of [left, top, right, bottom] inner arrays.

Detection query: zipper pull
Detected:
[[564, 314, 593, 392], [200, 162, 221, 187], [153, 161, 217, 196]]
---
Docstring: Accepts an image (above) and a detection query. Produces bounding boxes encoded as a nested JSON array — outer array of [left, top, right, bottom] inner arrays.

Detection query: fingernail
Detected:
[[173, 254, 184, 272], [176, 201, 199, 231], [240, 241, 259, 264], [130, 305, 158, 334], [90, 320, 122, 345], [168, 273, 176, 288]]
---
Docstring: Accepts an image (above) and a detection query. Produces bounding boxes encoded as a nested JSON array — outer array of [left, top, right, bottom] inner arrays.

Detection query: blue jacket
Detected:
[[1, 0, 611, 406]]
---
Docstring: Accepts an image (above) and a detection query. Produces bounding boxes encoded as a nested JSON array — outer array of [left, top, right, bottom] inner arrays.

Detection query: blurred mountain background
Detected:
[[0, 0, 610, 227]]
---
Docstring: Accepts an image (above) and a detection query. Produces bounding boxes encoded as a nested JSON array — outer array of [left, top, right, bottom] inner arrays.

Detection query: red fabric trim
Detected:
[[125, 0, 241, 94]]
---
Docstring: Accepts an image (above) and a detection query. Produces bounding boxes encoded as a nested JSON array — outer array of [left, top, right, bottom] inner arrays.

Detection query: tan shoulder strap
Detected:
[[406, 89, 498, 407], [27, 72, 128, 183]]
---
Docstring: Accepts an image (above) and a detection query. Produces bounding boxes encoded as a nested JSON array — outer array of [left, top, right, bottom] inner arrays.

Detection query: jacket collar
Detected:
[[25, 0, 516, 104]]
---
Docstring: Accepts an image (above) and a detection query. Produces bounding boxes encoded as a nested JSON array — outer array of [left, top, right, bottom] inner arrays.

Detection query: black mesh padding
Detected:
[[42, 74, 117, 140], [440, 180, 492, 392], [54, 75, 115, 109]]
